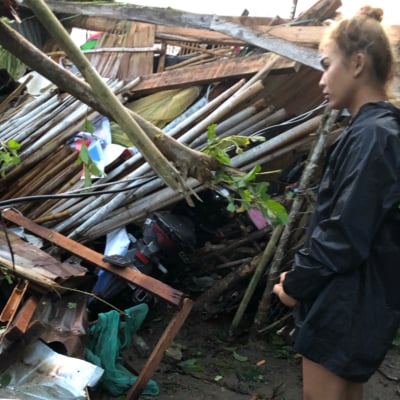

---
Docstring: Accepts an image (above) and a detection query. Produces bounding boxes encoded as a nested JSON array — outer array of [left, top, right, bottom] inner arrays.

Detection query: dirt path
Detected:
[[116, 309, 400, 400]]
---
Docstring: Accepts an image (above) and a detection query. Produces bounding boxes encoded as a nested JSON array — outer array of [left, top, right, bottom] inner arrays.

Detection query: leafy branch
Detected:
[[202, 124, 288, 225]]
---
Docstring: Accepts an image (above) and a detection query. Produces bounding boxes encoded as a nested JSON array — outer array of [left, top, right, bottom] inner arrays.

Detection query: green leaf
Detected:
[[78, 143, 90, 164], [226, 201, 236, 213], [265, 199, 288, 224], [177, 358, 205, 373], [233, 351, 248, 362], [89, 162, 103, 177], [7, 139, 20, 151], [81, 119, 95, 134], [201, 130, 287, 227], [243, 165, 261, 182]]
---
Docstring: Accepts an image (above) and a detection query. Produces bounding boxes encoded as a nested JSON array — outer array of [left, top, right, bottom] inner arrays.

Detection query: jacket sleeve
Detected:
[[283, 125, 400, 301]]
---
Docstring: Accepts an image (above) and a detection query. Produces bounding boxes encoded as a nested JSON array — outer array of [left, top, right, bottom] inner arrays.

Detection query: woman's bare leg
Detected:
[[346, 382, 363, 400], [302, 357, 363, 400]]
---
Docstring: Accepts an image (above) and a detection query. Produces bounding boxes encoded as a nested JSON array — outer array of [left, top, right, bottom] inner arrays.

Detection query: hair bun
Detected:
[[357, 6, 384, 22]]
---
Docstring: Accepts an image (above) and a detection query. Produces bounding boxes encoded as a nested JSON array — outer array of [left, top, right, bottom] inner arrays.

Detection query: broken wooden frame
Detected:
[[1, 208, 193, 400]]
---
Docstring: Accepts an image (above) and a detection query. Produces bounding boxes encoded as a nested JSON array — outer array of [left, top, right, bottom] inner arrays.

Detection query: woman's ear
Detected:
[[352, 52, 367, 78]]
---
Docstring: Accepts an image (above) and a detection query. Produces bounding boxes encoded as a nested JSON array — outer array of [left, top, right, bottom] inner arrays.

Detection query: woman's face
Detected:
[[319, 40, 357, 113]]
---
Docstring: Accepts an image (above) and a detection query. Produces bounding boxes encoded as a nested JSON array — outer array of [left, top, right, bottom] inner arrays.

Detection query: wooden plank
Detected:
[[68, 16, 330, 48], [67, 16, 275, 45], [0, 280, 28, 323], [257, 25, 324, 47], [294, 0, 341, 22], [5, 295, 39, 341], [86, 22, 155, 80], [209, 17, 321, 70], [123, 22, 155, 79], [46, 2, 278, 29], [125, 297, 193, 400], [1, 209, 186, 308], [128, 52, 296, 95]]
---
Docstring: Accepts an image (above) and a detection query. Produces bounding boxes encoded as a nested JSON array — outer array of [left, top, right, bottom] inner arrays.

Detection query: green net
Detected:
[[86, 303, 159, 396]]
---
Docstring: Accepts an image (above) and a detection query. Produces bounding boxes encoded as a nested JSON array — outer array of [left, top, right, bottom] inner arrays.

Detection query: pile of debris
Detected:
[[0, 0, 399, 399]]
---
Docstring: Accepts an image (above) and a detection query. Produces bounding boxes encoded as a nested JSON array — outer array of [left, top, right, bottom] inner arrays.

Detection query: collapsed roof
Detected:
[[0, 1, 399, 397]]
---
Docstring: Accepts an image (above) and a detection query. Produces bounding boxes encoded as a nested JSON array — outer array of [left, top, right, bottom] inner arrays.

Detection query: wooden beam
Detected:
[[1, 209, 186, 308], [209, 16, 322, 70], [128, 52, 296, 95], [125, 297, 193, 400], [67, 15, 323, 46]]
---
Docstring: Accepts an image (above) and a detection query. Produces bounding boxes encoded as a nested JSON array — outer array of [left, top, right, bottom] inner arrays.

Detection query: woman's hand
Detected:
[[273, 272, 299, 308]]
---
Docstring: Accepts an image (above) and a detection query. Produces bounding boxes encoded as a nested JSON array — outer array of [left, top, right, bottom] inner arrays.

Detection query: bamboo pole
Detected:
[[0, 93, 61, 143], [252, 107, 339, 334], [231, 115, 322, 169], [179, 80, 265, 145], [189, 100, 273, 149], [229, 224, 284, 336], [236, 53, 282, 95], [166, 79, 246, 139], [233, 108, 288, 138], [80, 178, 204, 241], [192, 106, 287, 150], [57, 115, 324, 239], [4, 146, 78, 199], [24, 0, 187, 196]]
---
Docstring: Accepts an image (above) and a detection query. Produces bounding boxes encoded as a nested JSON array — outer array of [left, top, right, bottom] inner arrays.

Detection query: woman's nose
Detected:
[[318, 74, 326, 90]]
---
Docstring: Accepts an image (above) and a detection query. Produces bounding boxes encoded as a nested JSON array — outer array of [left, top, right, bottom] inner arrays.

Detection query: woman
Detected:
[[273, 6, 400, 400]]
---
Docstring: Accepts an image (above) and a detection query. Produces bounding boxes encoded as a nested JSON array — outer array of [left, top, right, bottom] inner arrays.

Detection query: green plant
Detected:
[[265, 334, 292, 359], [177, 358, 206, 373], [0, 139, 20, 177], [0, 265, 13, 285], [201, 124, 288, 225], [75, 119, 104, 187]]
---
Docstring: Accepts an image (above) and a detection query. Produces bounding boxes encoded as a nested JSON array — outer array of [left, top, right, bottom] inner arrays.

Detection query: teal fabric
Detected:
[[86, 303, 159, 396]]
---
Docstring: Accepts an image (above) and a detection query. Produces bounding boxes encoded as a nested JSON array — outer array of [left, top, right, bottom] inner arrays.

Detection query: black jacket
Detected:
[[283, 101, 400, 382]]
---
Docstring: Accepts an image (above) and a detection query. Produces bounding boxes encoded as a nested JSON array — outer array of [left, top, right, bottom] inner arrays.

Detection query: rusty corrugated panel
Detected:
[[0, 229, 87, 282], [30, 291, 88, 357], [9, 13, 47, 48]]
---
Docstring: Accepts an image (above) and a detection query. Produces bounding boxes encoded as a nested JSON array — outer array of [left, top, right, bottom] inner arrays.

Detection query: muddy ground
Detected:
[[93, 303, 400, 400]]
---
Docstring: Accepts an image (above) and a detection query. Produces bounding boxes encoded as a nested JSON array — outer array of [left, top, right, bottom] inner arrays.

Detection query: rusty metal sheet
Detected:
[[0, 229, 87, 282], [29, 292, 88, 358]]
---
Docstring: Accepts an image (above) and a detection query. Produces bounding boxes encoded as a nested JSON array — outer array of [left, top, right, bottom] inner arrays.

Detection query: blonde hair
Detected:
[[320, 6, 396, 86]]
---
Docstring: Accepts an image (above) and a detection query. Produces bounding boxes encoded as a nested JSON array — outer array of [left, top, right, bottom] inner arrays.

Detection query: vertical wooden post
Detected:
[[126, 297, 193, 400]]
